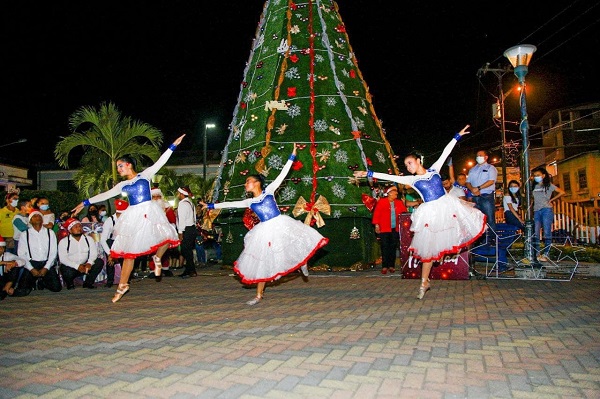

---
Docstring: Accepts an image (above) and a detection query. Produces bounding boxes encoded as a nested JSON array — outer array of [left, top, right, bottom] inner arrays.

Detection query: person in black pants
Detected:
[[58, 218, 104, 289], [176, 186, 198, 278], [371, 186, 408, 274], [17, 211, 62, 292]]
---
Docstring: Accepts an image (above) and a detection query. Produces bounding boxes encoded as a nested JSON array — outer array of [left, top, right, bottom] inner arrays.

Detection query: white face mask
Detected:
[[39, 204, 50, 211], [99, 211, 107, 217], [534, 176, 543, 183], [10, 199, 18, 207], [509, 187, 519, 194], [476, 156, 485, 165]]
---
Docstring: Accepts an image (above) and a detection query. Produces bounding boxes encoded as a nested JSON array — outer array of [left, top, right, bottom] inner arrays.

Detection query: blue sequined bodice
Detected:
[[250, 194, 281, 222], [122, 176, 151, 206], [413, 173, 446, 202]]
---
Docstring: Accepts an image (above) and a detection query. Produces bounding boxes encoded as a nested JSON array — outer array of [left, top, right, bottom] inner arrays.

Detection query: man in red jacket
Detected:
[[371, 186, 407, 274]]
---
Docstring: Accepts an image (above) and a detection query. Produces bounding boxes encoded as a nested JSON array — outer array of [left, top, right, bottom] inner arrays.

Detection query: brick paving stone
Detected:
[[0, 268, 599, 398]]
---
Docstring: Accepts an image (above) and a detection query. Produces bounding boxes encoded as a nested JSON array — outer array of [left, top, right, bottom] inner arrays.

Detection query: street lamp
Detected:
[[203, 123, 216, 180], [504, 44, 536, 263], [0, 138, 27, 149]]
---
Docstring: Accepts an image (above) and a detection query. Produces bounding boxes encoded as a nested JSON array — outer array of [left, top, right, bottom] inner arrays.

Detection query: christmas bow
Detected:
[[201, 209, 221, 231], [292, 195, 331, 227]]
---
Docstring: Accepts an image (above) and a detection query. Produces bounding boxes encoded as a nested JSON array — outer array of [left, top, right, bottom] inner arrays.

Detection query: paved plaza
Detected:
[[1, 265, 599, 399]]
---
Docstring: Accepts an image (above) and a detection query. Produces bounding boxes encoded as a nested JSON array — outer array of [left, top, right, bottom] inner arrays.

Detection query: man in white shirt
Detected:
[[18, 211, 61, 292], [176, 186, 197, 278], [0, 235, 28, 299], [58, 218, 104, 289], [441, 174, 467, 200]]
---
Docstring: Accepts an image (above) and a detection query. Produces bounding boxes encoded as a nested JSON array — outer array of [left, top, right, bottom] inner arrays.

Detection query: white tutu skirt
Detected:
[[410, 194, 486, 262], [110, 201, 180, 259], [233, 214, 329, 284]]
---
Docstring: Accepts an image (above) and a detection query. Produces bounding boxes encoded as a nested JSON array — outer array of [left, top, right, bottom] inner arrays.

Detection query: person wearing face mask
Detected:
[[0, 192, 20, 255], [466, 149, 498, 244], [33, 197, 56, 230], [530, 167, 565, 262], [97, 205, 108, 222], [503, 180, 525, 231], [81, 205, 102, 224]]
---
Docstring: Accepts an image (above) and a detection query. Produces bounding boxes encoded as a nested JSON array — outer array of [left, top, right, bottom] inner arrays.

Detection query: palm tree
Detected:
[[54, 102, 163, 197]]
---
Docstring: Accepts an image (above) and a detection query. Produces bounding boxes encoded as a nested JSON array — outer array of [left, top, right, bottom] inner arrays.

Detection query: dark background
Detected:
[[3, 1, 598, 170]]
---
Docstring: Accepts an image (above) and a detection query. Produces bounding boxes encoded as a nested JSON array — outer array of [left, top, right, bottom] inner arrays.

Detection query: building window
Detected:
[[562, 172, 571, 192], [577, 168, 587, 190]]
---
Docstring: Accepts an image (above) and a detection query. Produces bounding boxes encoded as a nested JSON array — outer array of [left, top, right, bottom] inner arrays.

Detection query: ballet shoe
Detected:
[[152, 255, 162, 277], [417, 278, 430, 300], [112, 283, 130, 303], [246, 295, 263, 306]]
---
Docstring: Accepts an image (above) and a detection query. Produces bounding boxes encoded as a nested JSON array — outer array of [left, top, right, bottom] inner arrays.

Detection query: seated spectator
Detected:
[[18, 211, 62, 292], [503, 180, 525, 231], [81, 205, 102, 224], [441, 173, 468, 200], [0, 235, 29, 299], [58, 218, 104, 289], [97, 204, 108, 222]]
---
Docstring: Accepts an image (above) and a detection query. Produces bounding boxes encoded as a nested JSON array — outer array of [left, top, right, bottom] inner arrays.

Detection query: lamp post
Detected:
[[0, 138, 27, 149], [504, 44, 536, 262], [203, 123, 216, 180]]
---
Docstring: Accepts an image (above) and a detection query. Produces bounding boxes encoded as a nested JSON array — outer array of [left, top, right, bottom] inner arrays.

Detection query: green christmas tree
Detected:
[[212, 0, 399, 269]]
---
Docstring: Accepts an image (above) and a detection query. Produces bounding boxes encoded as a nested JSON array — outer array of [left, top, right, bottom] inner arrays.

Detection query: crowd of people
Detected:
[[0, 129, 566, 303]]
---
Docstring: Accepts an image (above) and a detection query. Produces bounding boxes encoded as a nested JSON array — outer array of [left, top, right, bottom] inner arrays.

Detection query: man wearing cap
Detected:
[[18, 210, 61, 292], [100, 199, 129, 287], [176, 186, 197, 278], [58, 218, 104, 289], [0, 235, 29, 299], [371, 185, 408, 274]]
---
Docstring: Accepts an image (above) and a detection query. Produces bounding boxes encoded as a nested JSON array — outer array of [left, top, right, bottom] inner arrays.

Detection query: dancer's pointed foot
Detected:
[[417, 278, 430, 300], [300, 265, 309, 276], [112, 283, 130, 303], [246, 295, 263, 306], [152, 255, 162, 277]]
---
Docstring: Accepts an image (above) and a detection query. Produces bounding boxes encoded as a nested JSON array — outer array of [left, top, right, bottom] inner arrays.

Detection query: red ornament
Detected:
[[292, 160, 303, 171], [243, 208, 260, 230], [289, 54, 299, 63], [287, 87, 297, 97], [361, 193, 377, 212], [349, 69, 356, 78], [241, 102, 247, 109]]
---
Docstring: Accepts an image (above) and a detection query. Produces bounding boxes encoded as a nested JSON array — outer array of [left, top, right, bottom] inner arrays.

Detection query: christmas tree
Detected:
[[211, 0, 399, 269]]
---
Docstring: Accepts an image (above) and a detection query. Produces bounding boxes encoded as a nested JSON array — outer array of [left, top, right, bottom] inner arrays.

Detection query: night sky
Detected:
[[3, 0, 599, 170]]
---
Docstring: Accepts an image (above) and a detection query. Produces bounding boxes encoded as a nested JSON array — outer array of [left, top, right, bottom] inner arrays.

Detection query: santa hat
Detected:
[[151, 188, 163, 197], [28, 210, 43, 221], [64, 218, 81, 232], [177, 186, 192, 197], [383, 186, 398, 196], [115, 199, 129, 213], [0, 235, 5, 247]]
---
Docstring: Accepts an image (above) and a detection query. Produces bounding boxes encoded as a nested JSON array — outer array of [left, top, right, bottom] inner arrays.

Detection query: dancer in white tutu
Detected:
[[72, 135, 184, 303], [354, 125, 486, 300], [199, 143, 329, 305]]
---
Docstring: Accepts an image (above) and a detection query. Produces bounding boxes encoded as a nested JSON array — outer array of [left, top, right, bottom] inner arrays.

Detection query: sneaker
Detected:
[[537, 254, 549, 262]]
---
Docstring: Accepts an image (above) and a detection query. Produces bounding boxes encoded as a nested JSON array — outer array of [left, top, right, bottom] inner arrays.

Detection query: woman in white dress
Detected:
[[199, 143, 329, 305], [72, 135, 184, 302], [354, 125, 486, 299]]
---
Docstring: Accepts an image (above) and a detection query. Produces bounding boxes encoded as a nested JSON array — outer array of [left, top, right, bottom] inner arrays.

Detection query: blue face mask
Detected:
[[534, 176, 543, 183], [509, 187, 519, 194], [39, 204, 50, 211]]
